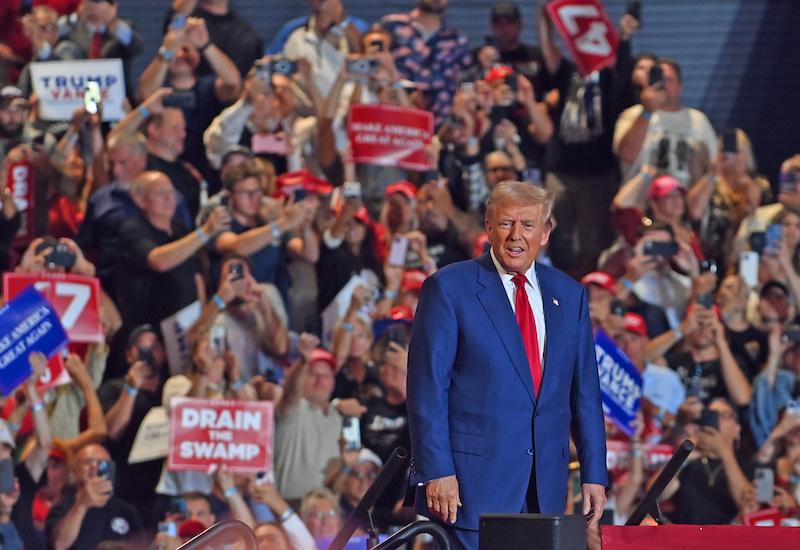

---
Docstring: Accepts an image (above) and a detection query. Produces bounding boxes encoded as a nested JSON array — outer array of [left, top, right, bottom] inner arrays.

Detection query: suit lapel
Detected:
[[475, 254, 536, 404], [535, 263, 561, 400]]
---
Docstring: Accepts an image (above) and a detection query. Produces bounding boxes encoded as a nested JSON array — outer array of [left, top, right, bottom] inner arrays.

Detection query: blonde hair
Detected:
[[485, 181, 555, 223]]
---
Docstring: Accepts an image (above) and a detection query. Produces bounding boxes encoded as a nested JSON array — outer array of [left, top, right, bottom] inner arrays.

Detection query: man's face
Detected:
[[486, 202, 551, 274], [380, 363, 407, 395], [688, 310, 715, 349], [491, 17, 521, 50], [142, 175, 178, 220], [127, 331, 167, 371], [185, 497, 215, 528], [81, 0, 112, 27], [485, 154, 517, 188], [73, 444, 111, 486], [418, 0, 448, 14], [302, 499, 340, 538], [615, 331, 646, 369], [782, 212, 800, 250], [303, 362, 335, 405], [632, 57, 655, 89], [660, 63, 682, 106], [652, 190, 685, 221], [110, 145, 147, 184], [171, 46, 201, 76], [716, 275, 743, 310], [33, 9, 60, 47], [230, 177, 263, 218], [151, 108, 186, 157], [344, 462, 379, 502], [0, 103, 26, 138]]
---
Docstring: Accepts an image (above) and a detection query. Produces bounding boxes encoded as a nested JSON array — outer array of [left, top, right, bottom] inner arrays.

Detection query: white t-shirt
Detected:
[[614, 104, 717, 185]]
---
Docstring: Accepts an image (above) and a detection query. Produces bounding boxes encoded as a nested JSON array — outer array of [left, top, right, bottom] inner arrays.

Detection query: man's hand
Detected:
[[618, 13, 640, 41], [186, 17, 210, 49], [65, 353, 93, 389], [581, 483, 607, 528], [125, 361, 149, 389], [202, 205, 232, 237], [79, 478, 113, 509], [426, 475, 461, 524], [141, 87, 173, 116], [334, 398, 367, 417], [297, 332, 320, 362]]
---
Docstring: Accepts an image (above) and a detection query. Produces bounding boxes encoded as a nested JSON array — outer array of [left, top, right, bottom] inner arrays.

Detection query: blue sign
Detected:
[[594, 329, 643, 436], [0, 286, 68, 396]]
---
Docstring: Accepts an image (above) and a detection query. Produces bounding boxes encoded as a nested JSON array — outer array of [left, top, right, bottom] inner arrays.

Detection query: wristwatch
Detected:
[[158, 46, 175, 61]]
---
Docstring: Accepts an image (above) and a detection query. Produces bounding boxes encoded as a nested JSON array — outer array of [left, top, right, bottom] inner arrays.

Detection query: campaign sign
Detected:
[[30, 58, 126, 121], [5, 159, 36, 248], [0, 286, 68, 396], [168, 398, 273, 473], [546, 0, 618, 77], [4, 273, 103, 343], [595, 329, 642, 436], [606, 440, 674, 477], [348, 104, 434, 171]]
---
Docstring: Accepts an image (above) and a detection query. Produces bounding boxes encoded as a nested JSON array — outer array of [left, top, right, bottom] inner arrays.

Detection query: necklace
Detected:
[[701, 456, 723, 487]]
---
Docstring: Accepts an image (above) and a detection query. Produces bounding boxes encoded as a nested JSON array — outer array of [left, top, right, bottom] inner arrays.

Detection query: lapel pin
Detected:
[[552, 298, 559, 307]]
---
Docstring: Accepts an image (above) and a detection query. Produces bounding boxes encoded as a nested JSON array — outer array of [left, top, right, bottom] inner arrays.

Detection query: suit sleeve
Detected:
[[407, 274, 458, 484], [570, 287, 609, 487]]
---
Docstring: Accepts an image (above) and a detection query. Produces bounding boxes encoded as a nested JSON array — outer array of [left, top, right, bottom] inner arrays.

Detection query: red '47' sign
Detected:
[[546, 0, 618, 77], [3, 273, 103, 343], [168, 398, 274, 473]]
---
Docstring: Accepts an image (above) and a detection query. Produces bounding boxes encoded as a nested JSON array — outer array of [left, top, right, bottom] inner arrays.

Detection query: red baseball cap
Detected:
[[623, 313, 648, 337], [353, 207, 371, 224], [385, 181, 417, 200], [485, 65, 514, 83], [401, 270, 427, 292], [178, 519, 207, 539], [275, 169, 334, 198], [581, 271, 616, 293], [309, 348, 337, 372], [648, 174, 686, 201]]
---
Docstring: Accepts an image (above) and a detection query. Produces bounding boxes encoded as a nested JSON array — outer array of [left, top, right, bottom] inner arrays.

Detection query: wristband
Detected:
[[212, 293, 226, 310], [341, 322, 354, 332], [223, 486, 238, 498], [138, 105, 151, 119], [198, 40, 212, 53], [279, 508, 295, 523], [32, 400, 45, 412], [230, 379, 244, 391], [465, 137, 479, 148], [158, 46, 175, 61], [270, 222, 282, 241], [384, 290, 398, 301], [124, 384, 139, 397], [195, 226, 210, 245], [621, 277, 635, 291], [673, 326, 683, 341], [641, 110, 653, 121]]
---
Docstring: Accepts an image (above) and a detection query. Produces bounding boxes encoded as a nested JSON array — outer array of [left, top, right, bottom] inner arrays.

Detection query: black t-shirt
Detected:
[[726, 325, 767, 381], [665, 350, 752, 404], [12, 461, 44, 550], [333, 362, 383, 404], [498, 44, 547, 91], [97, 378, 164, 510], [146, 153, 201, 219], [165, 8, 263, 77], [424, 223, 470, 269], [115, 214, 201, 329], [317, 236, 382, 312], [361, 397, 409, 464], [45, 486, 142, 549], [669, 456, 753, 524]]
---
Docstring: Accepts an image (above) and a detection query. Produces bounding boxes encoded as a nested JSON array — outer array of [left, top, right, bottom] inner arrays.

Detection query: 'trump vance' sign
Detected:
[[30, 58, 126, 121], [168, 398, 273, 473], [595, 329, 642, 436]]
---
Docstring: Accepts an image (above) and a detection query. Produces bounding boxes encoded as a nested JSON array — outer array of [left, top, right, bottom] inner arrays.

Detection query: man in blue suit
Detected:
[[407, 181, 607, 549]]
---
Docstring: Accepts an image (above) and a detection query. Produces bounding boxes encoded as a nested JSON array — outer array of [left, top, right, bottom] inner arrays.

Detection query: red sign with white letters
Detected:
[[546, 0, 618, 77], [348, 104, 434, 171], [3, 273, 103, 343], [168, 398, 273, 473]]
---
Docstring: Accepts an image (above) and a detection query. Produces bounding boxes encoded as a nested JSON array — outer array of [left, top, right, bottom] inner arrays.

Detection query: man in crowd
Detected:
[[17, 5, 73, 96], [485, 2, 546, 88], [46, 442, 143, 549]]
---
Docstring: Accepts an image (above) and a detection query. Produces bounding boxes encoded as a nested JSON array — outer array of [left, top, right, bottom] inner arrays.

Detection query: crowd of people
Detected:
[[0, 0, 798, 548]]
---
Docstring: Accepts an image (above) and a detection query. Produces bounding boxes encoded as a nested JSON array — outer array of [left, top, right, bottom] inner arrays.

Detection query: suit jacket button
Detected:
[[526, 448, 533, 456]]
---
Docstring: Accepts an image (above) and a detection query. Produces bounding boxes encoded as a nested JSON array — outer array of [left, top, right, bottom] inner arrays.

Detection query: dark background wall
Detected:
[[120, 0, 800, 185]]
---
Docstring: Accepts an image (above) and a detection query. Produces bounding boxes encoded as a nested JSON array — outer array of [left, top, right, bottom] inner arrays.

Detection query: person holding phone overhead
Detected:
[[407, 182, 607, 549]]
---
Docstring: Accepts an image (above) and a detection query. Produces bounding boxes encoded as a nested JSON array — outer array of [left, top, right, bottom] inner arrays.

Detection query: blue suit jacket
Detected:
[[407, 253, 608, 531]]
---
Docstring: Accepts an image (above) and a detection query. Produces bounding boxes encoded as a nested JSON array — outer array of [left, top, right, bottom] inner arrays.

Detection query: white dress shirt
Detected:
[[490, 248, 546, 365]]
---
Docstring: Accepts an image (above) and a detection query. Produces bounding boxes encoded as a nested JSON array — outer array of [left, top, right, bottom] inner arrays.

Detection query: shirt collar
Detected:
[[489, 247, 538, 290]]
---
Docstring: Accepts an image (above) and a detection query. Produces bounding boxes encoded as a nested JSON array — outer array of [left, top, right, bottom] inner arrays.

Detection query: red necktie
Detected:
[[90, 32, 103, 59], [512, 273, 543, 397]]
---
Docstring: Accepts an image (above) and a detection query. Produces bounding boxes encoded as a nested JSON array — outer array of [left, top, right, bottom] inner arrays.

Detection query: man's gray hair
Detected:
[[485, 181, 555, 223], [107, 131, 147, 156]]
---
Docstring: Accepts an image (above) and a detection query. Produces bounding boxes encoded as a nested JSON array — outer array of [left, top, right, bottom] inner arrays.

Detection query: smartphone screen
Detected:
[[755, 467, 774, 504], [388, 235, 409, 266], [251, 133, 289, 155], [0, 459, 13, 493], [342, 416, 361, 451], [84, 81, 101, 115]]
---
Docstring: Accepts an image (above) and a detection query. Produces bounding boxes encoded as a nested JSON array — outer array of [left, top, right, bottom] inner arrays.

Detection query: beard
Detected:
[[0, 122, 22, 141]]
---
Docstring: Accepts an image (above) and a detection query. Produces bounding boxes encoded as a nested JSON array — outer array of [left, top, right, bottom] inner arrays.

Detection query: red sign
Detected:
[[3, 273, 103, 343], [5, 159, 36, 248], [347, 104, 434, 171], [606, 440, 674, 477], [546, 0, 618, 77], [601, 525, 800, 549], [168, 398, 273, 473]]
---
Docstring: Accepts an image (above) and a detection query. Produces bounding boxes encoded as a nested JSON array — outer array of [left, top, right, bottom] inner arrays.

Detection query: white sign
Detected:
[[160, 300, 202, 376], [30, 58, 126, 121], [128, 406, 169, 464]]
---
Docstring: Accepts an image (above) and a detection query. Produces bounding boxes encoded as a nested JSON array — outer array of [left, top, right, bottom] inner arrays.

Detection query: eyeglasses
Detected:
[[39, 23, 57, 32], [308, 509, 338, 520], [349, 471, 379, 481]]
